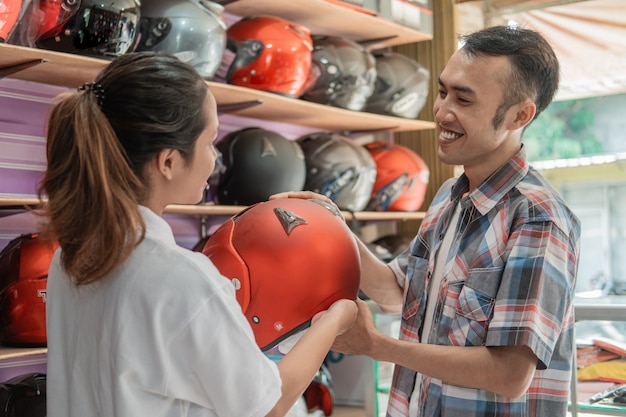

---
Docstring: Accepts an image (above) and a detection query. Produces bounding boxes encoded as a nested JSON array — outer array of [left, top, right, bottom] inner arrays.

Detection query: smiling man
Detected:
[[326, 25, 582, 417]]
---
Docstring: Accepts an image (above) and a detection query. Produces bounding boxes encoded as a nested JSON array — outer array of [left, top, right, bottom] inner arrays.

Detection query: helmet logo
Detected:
[[391, 91, 420, 115], [274, 322, 284, 331], [37, 290, 47, 302], [273, 208, 308, 235], [260, 137, 277, 158]]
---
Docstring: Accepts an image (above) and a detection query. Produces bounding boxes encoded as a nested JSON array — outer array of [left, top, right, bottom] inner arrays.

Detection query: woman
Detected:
[[39, 51, 357, 417]]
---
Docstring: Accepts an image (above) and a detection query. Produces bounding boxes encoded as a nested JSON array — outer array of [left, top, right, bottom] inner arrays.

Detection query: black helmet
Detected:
[[34, 0, 141, 58], [0, 373, 46, 417], [135, 0, 226, 79], [366, 52, 430, 119], [214, 127, 306, 205], [302, 35, 376, 111], [297, 132, 376, 212]]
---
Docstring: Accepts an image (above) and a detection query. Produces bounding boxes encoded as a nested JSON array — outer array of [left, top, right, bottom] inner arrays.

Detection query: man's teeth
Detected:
[[441, 130, 462, 140]]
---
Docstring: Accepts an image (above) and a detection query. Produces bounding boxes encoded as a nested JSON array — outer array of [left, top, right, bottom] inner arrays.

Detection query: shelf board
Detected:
[[208, 82, 435, 132], [0, 346, 47, 362], [0, 198, 426, 221], [0, 44, 435, 133], [151, 203, 426, 221], [223, 0, 433, 50], [0, 44, 107, 88]]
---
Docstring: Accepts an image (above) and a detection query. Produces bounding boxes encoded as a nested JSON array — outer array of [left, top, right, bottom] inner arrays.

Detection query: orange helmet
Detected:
[[365, 141, 429, 211], [0, 0, 23, 42], [224, 15, 313, 98], [0, 233, 58, 346], [202, 198, 360, 351]]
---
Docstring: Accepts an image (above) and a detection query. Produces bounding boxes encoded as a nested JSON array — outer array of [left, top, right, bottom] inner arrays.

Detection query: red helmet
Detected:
[[202, 198, 360, 351], [0, 233, 58, 346], [365, 141, 430, 211], [223, 15, 313, 98], [303, 363, 335, 416], [0, 0, 23, 42]]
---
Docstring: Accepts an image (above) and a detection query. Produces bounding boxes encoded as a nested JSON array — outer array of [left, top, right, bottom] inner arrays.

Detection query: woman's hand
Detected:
[[330, 298, 379, 356], [311, 298, 358, 337]]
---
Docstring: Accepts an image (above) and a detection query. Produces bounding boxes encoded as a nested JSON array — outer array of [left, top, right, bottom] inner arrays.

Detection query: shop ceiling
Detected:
[[455, 0, 626, 101]]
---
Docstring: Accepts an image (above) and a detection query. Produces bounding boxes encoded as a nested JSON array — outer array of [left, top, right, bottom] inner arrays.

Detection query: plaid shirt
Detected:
[[386, 147, 581, 417]]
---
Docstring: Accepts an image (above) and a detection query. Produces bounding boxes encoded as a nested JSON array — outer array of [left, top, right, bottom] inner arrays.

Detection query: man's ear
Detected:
[[510, 99, 536, 130], [155, 148, 177, 181]]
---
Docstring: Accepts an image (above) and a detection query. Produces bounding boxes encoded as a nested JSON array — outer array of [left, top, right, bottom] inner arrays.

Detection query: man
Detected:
[[275, 25, 581, 417]]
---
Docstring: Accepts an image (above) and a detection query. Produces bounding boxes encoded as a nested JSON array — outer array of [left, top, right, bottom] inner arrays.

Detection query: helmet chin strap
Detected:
[[277, 328, 308, 355]]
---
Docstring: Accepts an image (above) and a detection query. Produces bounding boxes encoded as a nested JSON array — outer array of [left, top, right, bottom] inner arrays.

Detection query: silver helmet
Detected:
[[135, 0, 227, 79], [297, 132, 376, 212], [302, 35, 377, 111], [366, 52, 430, 119]]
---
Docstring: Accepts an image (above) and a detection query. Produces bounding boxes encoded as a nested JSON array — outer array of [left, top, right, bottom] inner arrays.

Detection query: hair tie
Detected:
[[78, 82, 105, 108]]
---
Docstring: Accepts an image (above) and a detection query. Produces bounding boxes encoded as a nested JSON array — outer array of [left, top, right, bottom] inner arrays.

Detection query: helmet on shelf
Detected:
[[366, 52, 430, 119], [214, 127, 306, 206], [297, 132, 376, 212], [365, 141, 429, 211], [222, 15, 313, 98], [303, 363, 335, 416], [201, 198, 360, 351], [135, 0, 226, 79], [0, 0, 23, 42], [0, 372, 47, 417], [301, 34, 376, 111], [33, 0, 141, 58], [6, 0, 82, 47], [0, 233, 58, 347]]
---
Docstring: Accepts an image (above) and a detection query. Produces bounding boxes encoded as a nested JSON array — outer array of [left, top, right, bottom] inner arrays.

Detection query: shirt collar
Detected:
[[451, 146, 529, 216], [138, 206, 177, 246]]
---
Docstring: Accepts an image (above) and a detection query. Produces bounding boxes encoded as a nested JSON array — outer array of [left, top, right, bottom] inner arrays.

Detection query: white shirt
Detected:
[[46, 206, 282, 417]]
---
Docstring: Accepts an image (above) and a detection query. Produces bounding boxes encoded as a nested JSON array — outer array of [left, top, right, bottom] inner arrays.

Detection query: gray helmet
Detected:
[[135, 0, 226, 79], [302, 35, 376, 111], [215, 127, 306, 206], [366, 52, 430, 119], [297, 132, 376, 212]]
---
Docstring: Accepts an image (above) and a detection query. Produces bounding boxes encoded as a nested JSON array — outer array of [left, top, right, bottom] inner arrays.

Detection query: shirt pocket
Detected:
[[402, 255, 429, 322], [449, 267, 502, 346]]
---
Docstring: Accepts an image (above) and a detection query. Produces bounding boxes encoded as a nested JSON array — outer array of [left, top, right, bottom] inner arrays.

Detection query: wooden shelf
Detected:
[[0, 346, 47, 362], [208, 82, 435, 132], [223, 0, 432, 50], [0, 43, 434, 133], [0, 198, 426, 222]]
